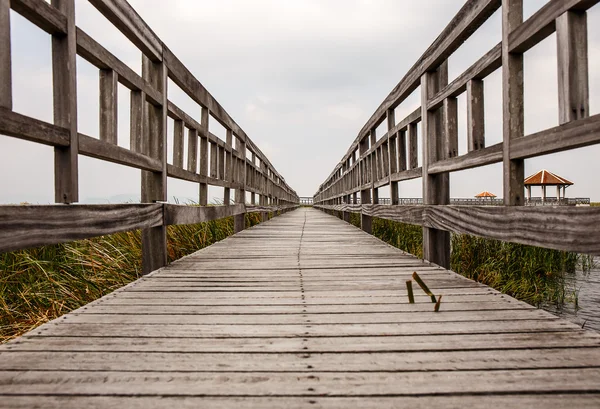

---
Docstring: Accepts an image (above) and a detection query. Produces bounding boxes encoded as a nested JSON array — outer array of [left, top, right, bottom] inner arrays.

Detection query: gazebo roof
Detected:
[[475, 191, 496, 198], [524, 169, 573, 186]]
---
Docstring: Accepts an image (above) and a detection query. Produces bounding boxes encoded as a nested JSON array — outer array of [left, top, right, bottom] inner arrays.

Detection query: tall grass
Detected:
[[0, 213, 262, 343], [345, 213, 590, 307]]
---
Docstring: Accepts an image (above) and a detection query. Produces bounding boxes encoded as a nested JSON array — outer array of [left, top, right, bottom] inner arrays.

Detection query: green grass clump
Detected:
[[0, 212, 262, 343]]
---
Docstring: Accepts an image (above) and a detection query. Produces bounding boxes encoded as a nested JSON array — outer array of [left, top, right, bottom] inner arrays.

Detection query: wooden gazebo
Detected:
[[475, 191, 496, 198], [524, 169, 573, 202]]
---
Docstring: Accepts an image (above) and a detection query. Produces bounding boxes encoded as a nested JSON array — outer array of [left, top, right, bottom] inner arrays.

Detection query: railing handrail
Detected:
[[0, 0, 299, 272], [313, 0, 600, 260]]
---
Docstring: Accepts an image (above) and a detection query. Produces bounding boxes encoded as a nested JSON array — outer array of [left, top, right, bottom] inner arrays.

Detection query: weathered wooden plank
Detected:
[[87, 0, 162, 61], [443, 97, 458, 159], [130, 90, 144, 153], [99, 69, 118, 145], [172, 119, 184, 168], [3, 395, 600, 409], [0, 108, 70, 146], [12, 331, 598, 353], [467, 79, 485, 151], [79, 132, 162, 171], [51, 0, 78, 204], [428, 43, 501, 111], [2, 368, 600, 396], [556, 10, 589, 125], [407, 122, 418, 169], [0, 0, 11, 110], [502, 0, 525, 206], [0, 204, 162, 252], [76, 28, 162, 104], [141, 57, 167, 274], [10, 0, 67, 35], [508, 0, 599, 54], [187, 127, 198, 173], [164, 204, 245, 226], [511, 113, 600, 159], [428, 142, 502, 174], [3, 348, 600, 372]]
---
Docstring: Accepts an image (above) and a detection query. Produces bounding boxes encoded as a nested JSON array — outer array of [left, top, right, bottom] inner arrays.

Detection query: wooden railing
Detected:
[[314, 0, 600, 264], [0, 0, 298, 273]]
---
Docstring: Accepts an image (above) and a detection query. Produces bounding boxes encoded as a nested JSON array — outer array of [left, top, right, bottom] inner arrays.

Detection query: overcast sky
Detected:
[[2, 0, 600, 203]]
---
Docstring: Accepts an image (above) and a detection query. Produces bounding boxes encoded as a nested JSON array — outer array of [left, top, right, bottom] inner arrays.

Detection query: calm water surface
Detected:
[[544, 258, 600, 333]]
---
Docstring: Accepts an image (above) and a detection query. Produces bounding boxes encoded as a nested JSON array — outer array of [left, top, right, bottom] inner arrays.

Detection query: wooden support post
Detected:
[[407, 122, 418, 169], [210, 141, 217, 179], [234, 135, 246, 233], [172, 119, 184, 168], [52, 0, 78, 204], [421, 61, 450, 269], [398, 130, 407, 172], [557, 10, 589, 125], [99, 69, 118, 145], [502, 0, 525, 206], [224, 129, 233, 205], [141, 56, 167, 274], [130, 90, 145, 153], [199, 107, 209, 205], [388, 109, 399, 205], [0, 0, 11, 110], [187, 128, 198, 173], [444, 97, 458, 158], [467, 79, 485, 151], [359, 134, 372, 233]]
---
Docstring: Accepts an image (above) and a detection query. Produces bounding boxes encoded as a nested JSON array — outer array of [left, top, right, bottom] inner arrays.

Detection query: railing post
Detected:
[[234, 135, 246, 233], [52, 0, 78, 204], [0, 0, 11, 110], [502, 0, 525, 206], [359, 134, 372, 233], [199, 107, 209, 205], [387, 109, 399, 205], [141, 55, 168, 274], [556, 10, 589, 124], [421, 61, 450, 268]]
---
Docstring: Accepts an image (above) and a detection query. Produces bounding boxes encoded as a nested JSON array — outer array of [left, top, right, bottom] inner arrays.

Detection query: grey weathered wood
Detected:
[[428, 142, 502, 174], [130, 90, 144, 153], [10, 0, 67, 35], [234, 136, 246, 233], [51, 0, 78, 204], [0, 108, 70, 147], [421, 62, 450, 268], [79, 132, 162, 172], [443, 97, 458, 158], [510, 113, 600, 160], [87, 0, 162, 61], [508, 0, 599, 54], [502, 0, 524, 206], [172, 119, 184, 168], [556, 10, 589, 125], [199, 106, 209, 205], [2, 209, 600, 406], [319, 204, 600, 255], [0, 0, 11, 110], [428, 43, 501, 111], [141, 56, 167, 274], [0, 204, 162, 252], [187, 127, 198, 173], [407, 122, 418, 169], [165, 204, 245, 226], [99, 69, 118, 145], [76, 28, 162, 104], [467, 79, 485, 151]]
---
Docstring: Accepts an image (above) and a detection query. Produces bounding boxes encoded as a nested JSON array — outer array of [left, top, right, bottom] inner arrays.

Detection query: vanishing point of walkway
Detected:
[[1, 208, 600, 407]]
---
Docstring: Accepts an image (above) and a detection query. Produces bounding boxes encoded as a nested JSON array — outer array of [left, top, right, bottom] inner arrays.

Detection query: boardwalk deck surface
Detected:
[[1, 207, 600, 408]]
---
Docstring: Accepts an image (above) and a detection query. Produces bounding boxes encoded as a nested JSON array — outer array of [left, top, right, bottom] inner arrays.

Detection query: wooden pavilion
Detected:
[[524, 169, 573, 203]]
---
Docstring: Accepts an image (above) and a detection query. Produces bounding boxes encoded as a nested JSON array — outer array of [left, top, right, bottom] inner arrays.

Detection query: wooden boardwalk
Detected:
[[1, 207, 600, 408]]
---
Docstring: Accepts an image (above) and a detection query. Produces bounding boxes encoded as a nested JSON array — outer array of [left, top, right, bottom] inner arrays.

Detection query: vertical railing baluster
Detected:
[[141, 55, 168, 274], [99, 69, 118, 145], [52, 0, 78, 204], [502, 0, 524, 206]]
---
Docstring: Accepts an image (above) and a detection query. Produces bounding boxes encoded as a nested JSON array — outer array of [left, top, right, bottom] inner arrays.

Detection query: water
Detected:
[[544, 258, 600, 333]]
